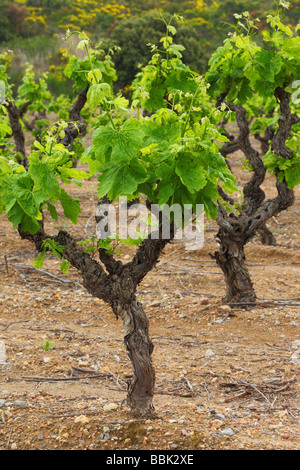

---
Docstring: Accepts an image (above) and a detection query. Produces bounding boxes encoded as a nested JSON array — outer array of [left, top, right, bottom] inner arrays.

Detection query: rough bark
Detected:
[[214, 208, 256, 306], [60, 87, 89, 152], [5, 100, 28, 168], [257, 223, 276, 246], [225, 103, 266, 215], [112, 298, 155, 415]]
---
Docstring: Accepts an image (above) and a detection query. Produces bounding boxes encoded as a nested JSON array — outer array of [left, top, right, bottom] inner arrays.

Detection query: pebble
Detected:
[[13, 400, 27, 407], [0, 399, 6, 407], [103, 403, 118, 411], [74, 415, 90, 424], [221, 428, 234, 437], [78, 360, 90, 367], [205, 349, 215, 358], [215, 413, 225, 420], [290, 352, 300, 365], [149, 301, 162, 308]]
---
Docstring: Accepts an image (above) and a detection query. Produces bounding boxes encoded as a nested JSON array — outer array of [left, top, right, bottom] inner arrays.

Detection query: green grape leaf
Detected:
[[93, 120, 144, 165], [5, 199, 24, 229], [47, 202, 58, 221], [9, 174, 40, 218], [59, 188, 81, 224], [284, 160, 300, 189], [175, 156, 207, 194], [282, 37, 300, 61], [60, 260, 72, 274], [156, 163, 179, 205], [33, 251, 46, 270], [87, 83, 111, 107], [29, 160, 61, 200], [97, 159, 148, 201]]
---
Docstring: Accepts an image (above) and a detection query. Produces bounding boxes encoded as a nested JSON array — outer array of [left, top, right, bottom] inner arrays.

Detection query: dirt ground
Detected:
[[0, 148, 299, 451]]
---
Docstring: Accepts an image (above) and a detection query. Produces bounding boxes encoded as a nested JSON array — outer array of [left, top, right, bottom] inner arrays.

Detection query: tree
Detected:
[[0, 1, 20, 43], [0, 23, 235, 416]]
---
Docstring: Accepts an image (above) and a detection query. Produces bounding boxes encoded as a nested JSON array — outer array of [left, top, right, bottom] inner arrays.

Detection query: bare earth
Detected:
[[0, 150, 299, 451]]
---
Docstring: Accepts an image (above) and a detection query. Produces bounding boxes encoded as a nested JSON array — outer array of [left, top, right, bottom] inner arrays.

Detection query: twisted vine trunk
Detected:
[[112, 298, 155, 415], [213, 210, 256, 306], [214, 235, 256, 306], [214, 88, 299, 307]]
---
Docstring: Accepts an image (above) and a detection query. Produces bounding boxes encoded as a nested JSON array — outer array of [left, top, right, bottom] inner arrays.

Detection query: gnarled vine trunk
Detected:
[[214, 88, 299, 308], [213, 208, 256, 306], [112, 298, 155, 415], [214, 235, 256, 307]]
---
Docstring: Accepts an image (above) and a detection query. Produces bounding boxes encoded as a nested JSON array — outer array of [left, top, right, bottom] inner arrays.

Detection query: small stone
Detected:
[[221, 428, 234, 437], [43, 357, 51, 363], [0, 399, 6, 407], [215, 413, 225, 420], [205, 349, 215, 358], [103, 403, 118, 411], [38, 434, 44, 440], [149, 301, 161, 308], [78, 360, 90, 367], [74, 415, 90, 424], [290, 352, 300, 365], [11, 443, 17, 450], [219, 305, 231, 311], [211, 419, 223, 429], [13, 400, 27, 407]]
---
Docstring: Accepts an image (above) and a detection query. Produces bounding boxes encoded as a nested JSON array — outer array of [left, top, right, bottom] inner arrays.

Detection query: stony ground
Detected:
[[0, 149, 299, 451]]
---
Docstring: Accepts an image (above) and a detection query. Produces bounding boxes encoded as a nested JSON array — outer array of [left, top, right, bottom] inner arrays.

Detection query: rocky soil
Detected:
[[0, 152, 299, 451]]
